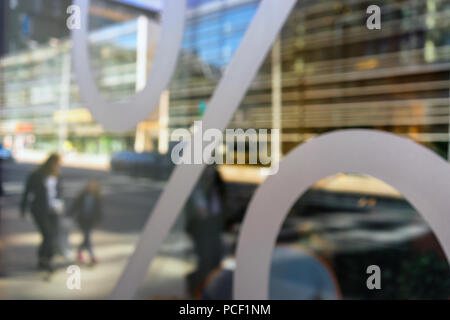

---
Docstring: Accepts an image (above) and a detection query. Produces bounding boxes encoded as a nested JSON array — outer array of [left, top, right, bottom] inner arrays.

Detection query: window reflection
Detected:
[[0, 0, 449, 300]]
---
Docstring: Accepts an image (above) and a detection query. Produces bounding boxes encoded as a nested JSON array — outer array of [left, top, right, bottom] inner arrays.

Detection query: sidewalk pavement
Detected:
[[0, 200, 194, 300]]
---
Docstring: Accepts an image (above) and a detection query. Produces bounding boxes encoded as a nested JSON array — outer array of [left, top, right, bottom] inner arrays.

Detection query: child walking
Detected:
[[69, 180, 102, 264]]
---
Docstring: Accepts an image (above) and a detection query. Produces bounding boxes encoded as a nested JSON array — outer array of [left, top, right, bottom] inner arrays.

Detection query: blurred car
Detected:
[[0, 143, 13, 161], [217, 172, 450, 299], [110, 151, 174, 180]]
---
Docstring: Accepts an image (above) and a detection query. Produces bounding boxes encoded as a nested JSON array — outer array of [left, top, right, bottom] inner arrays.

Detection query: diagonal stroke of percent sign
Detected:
[[110, 0, 298, 299]]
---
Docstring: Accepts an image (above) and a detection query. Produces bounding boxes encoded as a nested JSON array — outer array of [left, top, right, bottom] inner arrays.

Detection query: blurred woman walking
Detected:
[[20, 153, 63, 272]]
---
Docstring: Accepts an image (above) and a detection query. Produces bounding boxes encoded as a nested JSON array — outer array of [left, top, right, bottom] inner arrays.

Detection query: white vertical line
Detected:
[[271, 35, 282, 164], [136, 16, 148, 92], [58, 51, 71, 153]]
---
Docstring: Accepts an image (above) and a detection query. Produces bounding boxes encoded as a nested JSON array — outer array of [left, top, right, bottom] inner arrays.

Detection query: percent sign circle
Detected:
[[234, 129, 450, 299], [71, 0, 186, 132]]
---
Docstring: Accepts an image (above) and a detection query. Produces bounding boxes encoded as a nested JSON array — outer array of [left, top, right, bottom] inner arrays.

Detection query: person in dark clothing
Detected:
[[185, 165, 227, 297], [20, 153, 63, 272], [0, 157, 4, 222], [0, 143, 6, 200], [0, 156, 4, 277], [0, 157, 4, 199], [69, 180, 102, 265]]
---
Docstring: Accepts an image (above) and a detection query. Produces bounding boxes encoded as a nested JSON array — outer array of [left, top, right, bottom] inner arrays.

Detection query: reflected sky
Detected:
[[107, 0, 260, 68], [112, 0, 164, 11]]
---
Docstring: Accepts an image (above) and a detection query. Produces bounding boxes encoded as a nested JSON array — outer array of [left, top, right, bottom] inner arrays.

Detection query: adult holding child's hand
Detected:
[[20, 153, 63, 273]]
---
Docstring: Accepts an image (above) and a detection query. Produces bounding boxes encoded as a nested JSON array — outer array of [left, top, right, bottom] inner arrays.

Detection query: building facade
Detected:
[[1, 0, 449, 159]]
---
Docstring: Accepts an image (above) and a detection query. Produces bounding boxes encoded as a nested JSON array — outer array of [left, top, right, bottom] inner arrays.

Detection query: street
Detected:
[[0, 161, 194, 299], [0, 161, 445, 300]]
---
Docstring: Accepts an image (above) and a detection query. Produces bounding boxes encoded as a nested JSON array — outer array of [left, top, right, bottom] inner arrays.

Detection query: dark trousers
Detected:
[[187, 215, 223, 294], [32, 212, 57, 263], [78, 228, 94, 258]]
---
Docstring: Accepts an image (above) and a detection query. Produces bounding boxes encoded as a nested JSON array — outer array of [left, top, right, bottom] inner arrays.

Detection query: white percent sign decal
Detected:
[[234, 129, 450, 299], [72, 0, 185, 132], [71, 0, 450, 300]]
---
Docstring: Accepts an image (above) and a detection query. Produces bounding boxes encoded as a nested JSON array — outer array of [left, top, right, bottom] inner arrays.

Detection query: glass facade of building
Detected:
[[1, 0, 449, 158]]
